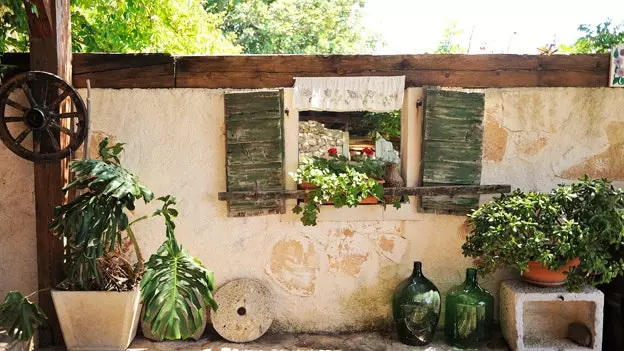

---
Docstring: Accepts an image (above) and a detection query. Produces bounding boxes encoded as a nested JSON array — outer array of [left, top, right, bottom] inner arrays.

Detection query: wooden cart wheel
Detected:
[[0, 71, 87, 162]]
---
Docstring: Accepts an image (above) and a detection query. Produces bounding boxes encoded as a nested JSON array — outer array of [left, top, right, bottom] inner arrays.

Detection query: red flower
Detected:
[[327, 147, 338, 156], [362, 147, 374, 156]]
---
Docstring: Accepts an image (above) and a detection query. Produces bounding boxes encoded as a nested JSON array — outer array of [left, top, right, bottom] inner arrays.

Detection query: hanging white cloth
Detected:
[[293, 76, 405, 112]]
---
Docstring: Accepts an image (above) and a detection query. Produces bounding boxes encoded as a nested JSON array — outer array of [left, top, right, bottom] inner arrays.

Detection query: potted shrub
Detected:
[[290, 147, 389, 226], [45, 139, 216, 349], [462, 177, 624, 291]]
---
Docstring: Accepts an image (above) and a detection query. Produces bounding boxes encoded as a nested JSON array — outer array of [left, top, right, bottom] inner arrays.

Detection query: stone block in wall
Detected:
[[500, 280, 604, 351], [299, 121, 346, 159]]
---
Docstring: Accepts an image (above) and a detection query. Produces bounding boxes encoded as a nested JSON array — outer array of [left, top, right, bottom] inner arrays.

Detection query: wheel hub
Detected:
[[24, 108, 48, 130]]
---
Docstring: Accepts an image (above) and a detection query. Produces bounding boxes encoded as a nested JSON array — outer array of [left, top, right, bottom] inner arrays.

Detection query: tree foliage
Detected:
[[0, 0, 241, 55], [71, 0, 240, 54], [435, 20, 467, 54], [204, 0, 380, 54], [560, 19, 624, 54]]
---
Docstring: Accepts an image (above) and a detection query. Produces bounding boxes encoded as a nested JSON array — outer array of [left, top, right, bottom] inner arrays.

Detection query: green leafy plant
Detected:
[[141, 196, 218, 340], [552, 177, 624, 288], [50, 138, 154, 290], [0, 291, 46, 341], [560, 19, 624, 54], [290, 148, 392, 226], [463, 177, 624, 291], [361, 110, 401, 140], [46, 138, 217, 340]]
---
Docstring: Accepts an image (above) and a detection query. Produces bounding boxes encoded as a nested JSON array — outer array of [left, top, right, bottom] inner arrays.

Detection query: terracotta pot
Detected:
[[298, 181, 318, 190], [52, 289, 141, 350], [360, 195, 380, 204], [522, 258, 581, 287]]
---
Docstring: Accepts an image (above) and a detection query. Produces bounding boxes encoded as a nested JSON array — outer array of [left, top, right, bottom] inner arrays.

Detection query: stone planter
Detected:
[[51, 289, 141, 350], [522, 258, 580, 287]]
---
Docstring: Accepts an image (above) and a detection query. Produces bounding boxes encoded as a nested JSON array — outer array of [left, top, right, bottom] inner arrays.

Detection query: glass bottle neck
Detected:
[[465, 268, 478, 287], [412, 261, 423, 278]]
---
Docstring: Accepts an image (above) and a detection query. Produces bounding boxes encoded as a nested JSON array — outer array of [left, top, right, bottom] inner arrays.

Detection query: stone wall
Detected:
[[298, 120, 344, 158]]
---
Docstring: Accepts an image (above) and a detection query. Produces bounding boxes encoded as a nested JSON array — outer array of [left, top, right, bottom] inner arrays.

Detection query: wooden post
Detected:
[[25, 0, 71, 346]]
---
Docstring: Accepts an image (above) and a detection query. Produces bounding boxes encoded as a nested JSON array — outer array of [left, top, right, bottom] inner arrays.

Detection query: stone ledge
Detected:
[[126, 331, 509, 351]]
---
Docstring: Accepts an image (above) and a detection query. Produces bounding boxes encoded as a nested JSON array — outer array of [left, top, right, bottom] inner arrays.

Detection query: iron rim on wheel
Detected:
[[0, 71, 87, 162]]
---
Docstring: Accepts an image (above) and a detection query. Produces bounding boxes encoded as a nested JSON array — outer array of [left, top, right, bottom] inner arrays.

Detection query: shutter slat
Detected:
[[225, 90, 285, 216], [421, 87, 485, 214]]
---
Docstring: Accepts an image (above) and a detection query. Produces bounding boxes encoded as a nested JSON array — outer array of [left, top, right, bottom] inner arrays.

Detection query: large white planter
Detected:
[[51, 289, 141, 351]]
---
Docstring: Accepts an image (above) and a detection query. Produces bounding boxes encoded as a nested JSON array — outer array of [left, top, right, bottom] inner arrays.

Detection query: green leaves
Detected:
[[141, 198, 218, 340], [0, 291, 46, 341], [205, 0, 379, 54], [560, 19, 624, 54], [70, 0, 241, 54], [463, 176, 624, 291], [50, 139, 154, 290], [290, 158, 388, 226]]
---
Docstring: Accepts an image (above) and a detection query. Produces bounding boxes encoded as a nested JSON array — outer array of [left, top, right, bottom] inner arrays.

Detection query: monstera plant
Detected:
[[0, 139, 217, 348], [140, 195, 218, 340], [0, 291, 46, 342]]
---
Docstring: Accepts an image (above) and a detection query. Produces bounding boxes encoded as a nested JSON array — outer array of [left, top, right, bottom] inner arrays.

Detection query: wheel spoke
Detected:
[[57, 112, 82, 119], [14, 128, 32, 145], [50, 121, 77, 139], [6, 99, 27, 112], [42, 80, 49, 106], [21, 82, 37, 107], [4, 117, 22, 123], [48, 90, 70, 110], [46, 128, 61, 151]]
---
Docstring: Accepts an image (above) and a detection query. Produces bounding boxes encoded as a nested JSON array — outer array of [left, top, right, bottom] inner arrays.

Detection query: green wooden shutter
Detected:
[[225, 90, 285, 217], [421, 87, 485, 214]]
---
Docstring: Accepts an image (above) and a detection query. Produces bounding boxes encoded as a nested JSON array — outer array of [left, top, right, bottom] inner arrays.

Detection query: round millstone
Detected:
[[211, 279, 275, 343]]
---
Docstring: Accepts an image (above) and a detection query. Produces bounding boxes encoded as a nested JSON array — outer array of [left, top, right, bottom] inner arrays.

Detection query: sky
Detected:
[[362, 0, 624, 54]]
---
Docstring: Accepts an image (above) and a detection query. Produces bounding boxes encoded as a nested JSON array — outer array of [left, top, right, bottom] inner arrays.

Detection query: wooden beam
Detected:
[[0, 53, 612, 88], [218, 184, 511, 201], [26, 0, 71, 346], [72, 53, 175, 88], [175, 54, 610, 88]]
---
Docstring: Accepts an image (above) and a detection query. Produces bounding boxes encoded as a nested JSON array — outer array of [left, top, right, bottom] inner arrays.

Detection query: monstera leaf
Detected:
[[50, 138, 154, 290], [0, 291, 46, 341], [140, 197, 217, 340]]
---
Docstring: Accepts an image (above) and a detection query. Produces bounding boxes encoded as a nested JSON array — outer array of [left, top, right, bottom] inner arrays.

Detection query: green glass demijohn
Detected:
[[392, 261, 441, 346], [444, 268, 494, 348]]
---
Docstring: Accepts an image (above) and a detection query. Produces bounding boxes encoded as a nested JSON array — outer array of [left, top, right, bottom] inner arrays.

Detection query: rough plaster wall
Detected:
[[482, 88, 624, 190], [0, 144, 37, 301], [82, 87, 622, 333]]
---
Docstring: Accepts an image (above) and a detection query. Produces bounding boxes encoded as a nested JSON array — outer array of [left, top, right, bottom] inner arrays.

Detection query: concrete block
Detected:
[[500, 280, 604, 351]]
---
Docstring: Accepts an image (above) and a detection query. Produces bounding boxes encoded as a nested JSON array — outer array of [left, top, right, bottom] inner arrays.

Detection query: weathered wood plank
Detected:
[[176, 54, 609, 74], [227, 142, 282, 165], [421, 88, 485, 213], [72, 53, 174, 88], [3, 53, 611, 88], [226, 119, 282, 143], [217, 184, 511, 201], [175, 68, 608, 89], [225, 90, 285, 216]]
